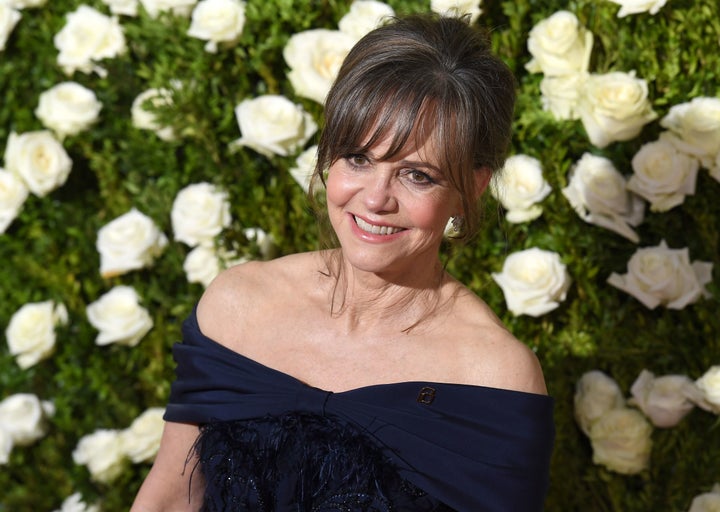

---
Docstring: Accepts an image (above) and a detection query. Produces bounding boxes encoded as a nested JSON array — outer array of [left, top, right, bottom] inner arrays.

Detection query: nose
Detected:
[[362, 171, 397, 212]]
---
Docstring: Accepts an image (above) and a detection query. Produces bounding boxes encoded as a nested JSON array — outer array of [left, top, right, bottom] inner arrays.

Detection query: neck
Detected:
[[322, 249, 450, 334]]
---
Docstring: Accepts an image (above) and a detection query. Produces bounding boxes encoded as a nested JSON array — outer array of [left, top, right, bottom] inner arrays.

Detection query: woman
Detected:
[[131, 13, 554, 512]]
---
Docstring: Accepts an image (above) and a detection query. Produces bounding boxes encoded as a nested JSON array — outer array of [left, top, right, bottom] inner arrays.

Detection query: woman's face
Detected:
[[325, 131, 462, 278]]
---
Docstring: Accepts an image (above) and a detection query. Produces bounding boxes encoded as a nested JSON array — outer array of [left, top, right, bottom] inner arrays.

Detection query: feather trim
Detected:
[[191, 412, 452, 511]]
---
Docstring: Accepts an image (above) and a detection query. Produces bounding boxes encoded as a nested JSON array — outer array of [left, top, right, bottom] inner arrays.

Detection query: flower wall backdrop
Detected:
[[1, 0, 719, 510]]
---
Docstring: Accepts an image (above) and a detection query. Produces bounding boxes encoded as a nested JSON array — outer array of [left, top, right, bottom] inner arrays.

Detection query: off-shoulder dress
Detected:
[[164, 308, 555, 511]]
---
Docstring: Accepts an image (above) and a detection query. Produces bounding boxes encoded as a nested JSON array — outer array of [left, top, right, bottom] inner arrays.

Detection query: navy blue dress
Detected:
[[164, 308, 555, 511]]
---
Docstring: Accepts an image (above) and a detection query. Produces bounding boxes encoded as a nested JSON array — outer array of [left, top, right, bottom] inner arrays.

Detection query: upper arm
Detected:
[[130, 421, 204, 512], [132, 266, 269, 511]]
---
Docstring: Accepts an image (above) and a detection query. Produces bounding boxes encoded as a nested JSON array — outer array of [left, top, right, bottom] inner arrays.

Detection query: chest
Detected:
[[227, 307, 466, 393]]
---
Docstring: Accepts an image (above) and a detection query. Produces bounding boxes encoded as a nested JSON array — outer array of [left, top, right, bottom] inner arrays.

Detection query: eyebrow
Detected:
[[362, 150, 442, 173], [398, 159, 442, 173]]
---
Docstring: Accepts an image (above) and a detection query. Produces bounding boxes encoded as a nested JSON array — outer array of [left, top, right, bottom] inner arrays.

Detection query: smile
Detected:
[[353, 215, 404, 235]]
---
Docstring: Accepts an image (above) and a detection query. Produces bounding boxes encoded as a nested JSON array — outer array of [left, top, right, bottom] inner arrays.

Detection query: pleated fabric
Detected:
[[165, 307, 555, 512]]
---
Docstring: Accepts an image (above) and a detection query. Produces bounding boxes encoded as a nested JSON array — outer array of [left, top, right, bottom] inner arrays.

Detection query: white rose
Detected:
[[574, 370, 626, 436], [244, 227, 275, 258], [562, 152, 645, 243], [72, 429, 126, 483], [86, 286, 153, 347], [578, 71, 658, 148], [695, 366, 720, 414], [184, 244, 222, 287], [0, 393, 54, 446], [539, 72, 588, 120], [688, 484, 720, 512], [5, 300, 68, 369], [338, 0, 394, 41], [187, 0, 245, 53], [35, 82, 102, 139], [131, 87, 176, 141], [3, 0, 47, 8], [139, 0, 197, 18], [230, 95, 318, 157], [0, 427, 12, 464], [289, 145, 317, 194], [53, 492, 100, 512], [710, 148, 720, 184], [0, 168, 29, 233], [628, 370, 702, 428], [491, 247, 571, 317], [607, 0, 668, 18], [525, 11, 593, 76], [588, 408, 652, 474], [101, 0, 139, 16], [283, 29, 356, 104], [171, 182, 231, 246], [627, 137, 700, 212], [430, 0, 482, 24], [53, 5, 126, 77], [185, 242, 244, 287], [608, 240, 713, 310], [120, 407, 165, 463], [0, 4, 21, 52], [491, 154, 552, 223], [659, 97, 720, 163], [4, 130, 72, 197], [96, 208, 168, 278]]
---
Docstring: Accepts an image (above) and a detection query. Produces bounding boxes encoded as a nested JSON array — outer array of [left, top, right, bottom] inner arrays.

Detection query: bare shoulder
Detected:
[[195, 260, 261, 340], [474, 326, 548, 395], [195, 252, 320, 347], [450, 290, 548, 396]]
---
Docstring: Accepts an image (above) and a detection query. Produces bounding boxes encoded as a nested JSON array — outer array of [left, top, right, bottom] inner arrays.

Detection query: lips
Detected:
[[353, 215, 404, 235]]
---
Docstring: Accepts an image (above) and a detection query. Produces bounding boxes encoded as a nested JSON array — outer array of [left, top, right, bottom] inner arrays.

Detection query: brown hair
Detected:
[[311, 13, 516, 244]]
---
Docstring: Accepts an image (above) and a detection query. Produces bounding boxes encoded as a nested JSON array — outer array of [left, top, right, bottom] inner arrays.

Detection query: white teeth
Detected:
[[354, 216, 402, 235]]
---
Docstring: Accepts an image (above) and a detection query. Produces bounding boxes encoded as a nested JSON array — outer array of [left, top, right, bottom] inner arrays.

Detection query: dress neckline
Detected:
[[186, 306, 552, 400]]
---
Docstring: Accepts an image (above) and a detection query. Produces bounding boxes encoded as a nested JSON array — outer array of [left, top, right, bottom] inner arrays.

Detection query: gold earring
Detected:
[[451, 216, 464, 233]]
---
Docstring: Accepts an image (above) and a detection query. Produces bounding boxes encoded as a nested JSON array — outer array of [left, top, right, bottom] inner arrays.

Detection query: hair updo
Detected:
[[312, 13, 517, 242]]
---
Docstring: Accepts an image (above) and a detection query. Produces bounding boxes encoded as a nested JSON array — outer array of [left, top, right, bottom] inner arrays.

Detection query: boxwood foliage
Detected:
[[1, 0, 718, 510]]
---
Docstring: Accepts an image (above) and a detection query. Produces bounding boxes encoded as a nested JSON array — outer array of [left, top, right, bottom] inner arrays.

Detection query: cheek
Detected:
[[325, 170, 346, 208], [325, 167, 358, 209], [406, 196, 454, 230]]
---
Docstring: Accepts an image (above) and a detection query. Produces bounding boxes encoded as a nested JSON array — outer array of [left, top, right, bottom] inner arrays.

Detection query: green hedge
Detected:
[[1, 0, 718, 510]]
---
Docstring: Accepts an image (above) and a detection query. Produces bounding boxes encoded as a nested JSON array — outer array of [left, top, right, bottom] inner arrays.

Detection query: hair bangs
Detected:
[[333, 83, 437, 166]]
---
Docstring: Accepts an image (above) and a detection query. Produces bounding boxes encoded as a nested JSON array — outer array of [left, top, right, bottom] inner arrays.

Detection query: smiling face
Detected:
[[314, 16, 518, 246], [326, 131, 462, 279]]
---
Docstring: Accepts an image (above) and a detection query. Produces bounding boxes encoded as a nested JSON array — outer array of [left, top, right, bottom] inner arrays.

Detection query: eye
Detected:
[[345, 154, 369, 168], [404, 169, 436, 186]]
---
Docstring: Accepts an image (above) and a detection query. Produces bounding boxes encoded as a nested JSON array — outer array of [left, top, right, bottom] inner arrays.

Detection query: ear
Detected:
[[453, 167, 493, 217], [473, 166, 493, 199]]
